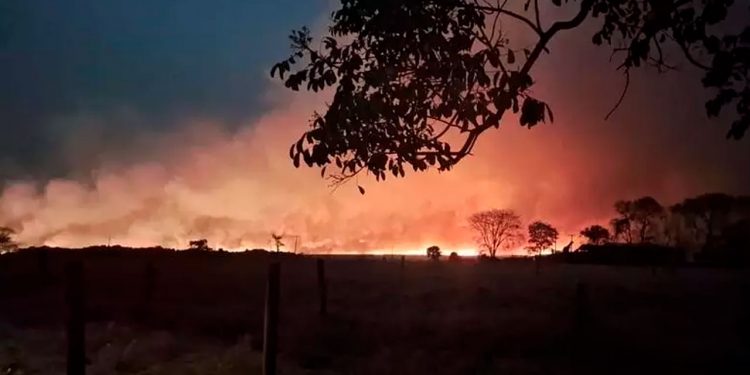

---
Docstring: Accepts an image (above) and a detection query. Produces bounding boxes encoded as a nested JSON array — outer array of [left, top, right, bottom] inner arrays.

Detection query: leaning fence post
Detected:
[[66, 261, 86, 375], [263, 262, 281, 375], [317, 258, 327, 316]]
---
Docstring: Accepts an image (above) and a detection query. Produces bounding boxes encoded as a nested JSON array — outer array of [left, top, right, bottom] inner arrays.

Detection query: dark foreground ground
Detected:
[[1, 249, 750, 374]]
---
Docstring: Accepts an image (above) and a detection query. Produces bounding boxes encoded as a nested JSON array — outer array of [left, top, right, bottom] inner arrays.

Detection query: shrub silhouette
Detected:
[[426, 245, 441, 261], [188, 239, 210, 251]]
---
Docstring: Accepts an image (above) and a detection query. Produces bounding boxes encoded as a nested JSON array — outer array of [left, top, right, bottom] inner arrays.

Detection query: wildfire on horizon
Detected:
[[1, 63, 745, 254], [1, 4, 748, 254]]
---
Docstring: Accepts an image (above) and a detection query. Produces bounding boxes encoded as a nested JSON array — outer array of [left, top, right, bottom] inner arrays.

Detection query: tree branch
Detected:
[[428, 114, 461, 141], [544, 0, 594, 36], [469, 0, 544, 37], [451, 0, 595, 165], [605, 69, 630, 120], [676, 41, 711, 71]]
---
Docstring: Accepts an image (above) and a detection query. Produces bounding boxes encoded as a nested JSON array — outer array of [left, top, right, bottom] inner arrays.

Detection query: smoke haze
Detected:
[[1, 1, 749, 254]]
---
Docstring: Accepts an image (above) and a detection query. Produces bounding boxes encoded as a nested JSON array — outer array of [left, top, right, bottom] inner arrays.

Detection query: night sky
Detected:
[[0, 0, 327, 180]]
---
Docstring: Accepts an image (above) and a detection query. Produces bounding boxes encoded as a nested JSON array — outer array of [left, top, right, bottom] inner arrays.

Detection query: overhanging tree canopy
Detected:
[[272, 0, 750, 186]]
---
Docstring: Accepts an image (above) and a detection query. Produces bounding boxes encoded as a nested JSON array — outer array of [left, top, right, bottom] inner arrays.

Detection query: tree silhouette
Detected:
[[661, 212, 685, 247], [610, 217, 632, 244], [468, 209, 523, 258], [526, 221, 558, 256], [0, 227, 17, 253], [722, 218, 750, 250], [448, 251, 461, 262], [271, 233, 285, 253], [612, 197, 665, 243], [426, 245, 442, 260], [580, 224, 610, 245], [273, 0, 750, 185], [671, 193, 735, 249]]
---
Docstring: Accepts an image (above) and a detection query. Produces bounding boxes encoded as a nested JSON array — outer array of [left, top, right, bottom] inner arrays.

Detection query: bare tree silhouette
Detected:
[[468, 209, 523, 258], [272, 0, 750, 186]]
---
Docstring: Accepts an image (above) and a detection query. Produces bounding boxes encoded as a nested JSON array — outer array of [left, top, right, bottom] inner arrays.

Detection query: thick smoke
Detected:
[[1, 18, 749, 254]]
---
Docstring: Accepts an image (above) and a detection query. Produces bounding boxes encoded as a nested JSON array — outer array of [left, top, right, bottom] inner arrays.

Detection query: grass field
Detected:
[[1, 249, 749, 374]]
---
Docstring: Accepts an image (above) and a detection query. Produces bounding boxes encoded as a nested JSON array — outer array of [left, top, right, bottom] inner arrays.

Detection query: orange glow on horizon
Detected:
[[309, 247, 481, 257], [1, 24, 744, 254]]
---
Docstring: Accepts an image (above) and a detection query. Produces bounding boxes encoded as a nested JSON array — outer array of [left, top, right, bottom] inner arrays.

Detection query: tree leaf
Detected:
[[293, 153, 300, 168]]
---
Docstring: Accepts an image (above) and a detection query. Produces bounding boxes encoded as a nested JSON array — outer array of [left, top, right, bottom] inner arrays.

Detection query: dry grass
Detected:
[[1, 250, 749, 374]]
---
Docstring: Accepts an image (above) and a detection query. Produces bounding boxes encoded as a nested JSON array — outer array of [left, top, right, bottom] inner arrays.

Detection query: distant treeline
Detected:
[[3, 193, 750, 268], [464, 192, 750, 267], [1, 245, 302, 262], [567, 193, 750, 267]]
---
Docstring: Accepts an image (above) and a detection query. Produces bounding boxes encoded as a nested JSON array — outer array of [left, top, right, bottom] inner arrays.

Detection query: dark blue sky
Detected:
[[0, 0, 327, 180]]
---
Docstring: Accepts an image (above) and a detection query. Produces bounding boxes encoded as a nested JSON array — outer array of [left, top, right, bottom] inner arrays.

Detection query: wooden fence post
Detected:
[[317, 258, 327, 316], [66, 261, 86, 375], [263, 262, 281, 375]]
